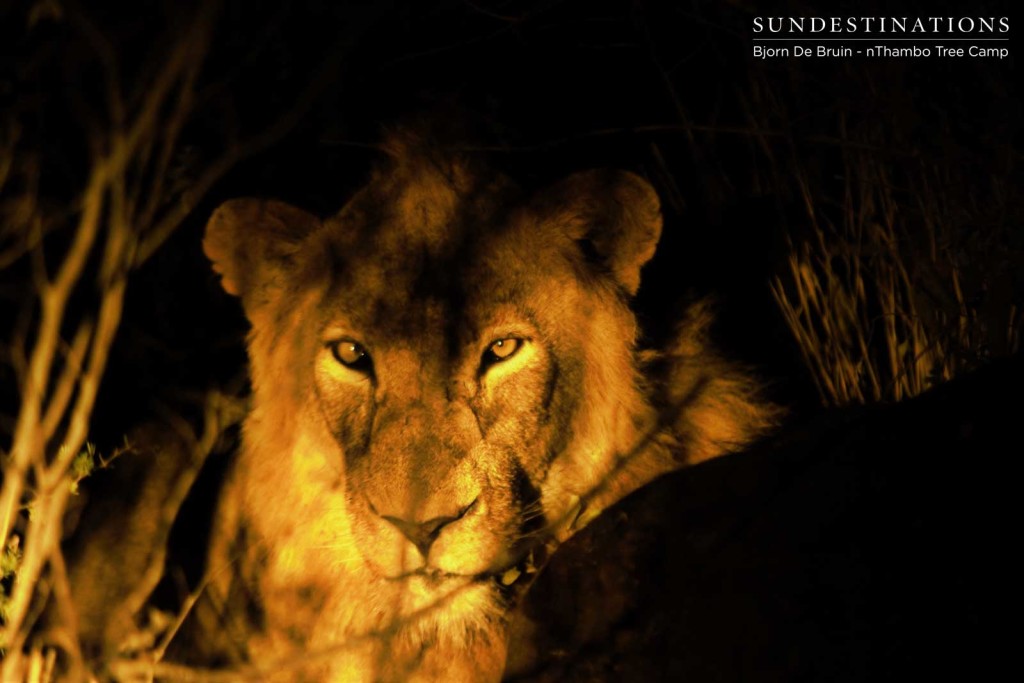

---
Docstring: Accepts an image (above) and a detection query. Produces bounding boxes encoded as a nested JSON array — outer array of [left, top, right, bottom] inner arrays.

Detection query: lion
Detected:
[[194, 130, 778, 681]]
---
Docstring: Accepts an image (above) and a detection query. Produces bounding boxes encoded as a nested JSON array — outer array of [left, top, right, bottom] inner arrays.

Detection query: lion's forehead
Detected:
[[309, 210, 562, 351]]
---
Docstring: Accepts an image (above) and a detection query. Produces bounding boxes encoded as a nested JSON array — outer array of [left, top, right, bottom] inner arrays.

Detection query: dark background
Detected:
[[4, 0, 1020, 430], [2, 1, 1021, 676]]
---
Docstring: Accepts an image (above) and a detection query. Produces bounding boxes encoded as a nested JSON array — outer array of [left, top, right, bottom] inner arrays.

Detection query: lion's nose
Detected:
[[379, 498, 477, 559]]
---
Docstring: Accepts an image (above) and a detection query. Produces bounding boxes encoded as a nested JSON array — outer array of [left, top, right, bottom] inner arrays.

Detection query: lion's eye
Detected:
[[482, 338, 521, 367], [330, 340, 373, 374]]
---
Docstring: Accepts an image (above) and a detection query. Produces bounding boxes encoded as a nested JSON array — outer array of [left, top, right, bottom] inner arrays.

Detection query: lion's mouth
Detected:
[[386, 547, 544, 598], [488, 546, 543, 595]]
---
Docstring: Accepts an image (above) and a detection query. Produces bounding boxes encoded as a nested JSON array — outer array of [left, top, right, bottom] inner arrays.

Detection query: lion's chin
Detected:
[[401, 572, 480, 610], [386, 573, 506, 643]]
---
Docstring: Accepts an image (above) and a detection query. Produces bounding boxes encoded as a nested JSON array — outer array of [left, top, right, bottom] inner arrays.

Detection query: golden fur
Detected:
[[197, 132, 777, 681]]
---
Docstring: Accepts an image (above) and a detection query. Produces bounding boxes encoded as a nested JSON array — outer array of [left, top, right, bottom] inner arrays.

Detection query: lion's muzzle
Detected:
[[376, 496, 478, 559]]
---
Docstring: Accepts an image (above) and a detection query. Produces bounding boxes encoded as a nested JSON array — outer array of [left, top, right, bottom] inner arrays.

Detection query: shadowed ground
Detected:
[[507, 354, 1022, 682]]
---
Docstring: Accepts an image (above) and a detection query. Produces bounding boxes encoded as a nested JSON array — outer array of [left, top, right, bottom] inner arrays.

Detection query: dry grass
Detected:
[[1, 2, 350, 678], [0, 4, 220, 673], [770, 132, 1020, 406]]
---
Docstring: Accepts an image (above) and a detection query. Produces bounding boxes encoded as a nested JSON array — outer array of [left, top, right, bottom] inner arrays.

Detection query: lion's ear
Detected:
[[204, 198, 321, 303], [540, 170, 662, 296]]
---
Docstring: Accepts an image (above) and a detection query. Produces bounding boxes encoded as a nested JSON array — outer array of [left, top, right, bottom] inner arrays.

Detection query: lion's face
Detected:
[[203, 139, 663, 662], [313, 226, 582, 585]]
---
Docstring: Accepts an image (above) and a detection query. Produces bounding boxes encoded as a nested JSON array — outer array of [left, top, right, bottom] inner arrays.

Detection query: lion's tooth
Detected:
[[500, 567, 521, 586], [568, 499, 590, 532]]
